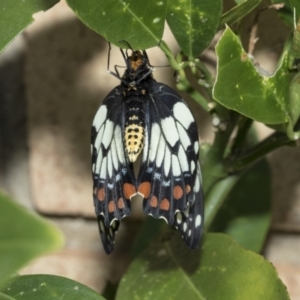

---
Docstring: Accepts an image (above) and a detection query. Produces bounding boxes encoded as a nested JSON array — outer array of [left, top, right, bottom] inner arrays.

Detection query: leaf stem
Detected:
[[204, 174, 241, 231], [159, 42, 210, 112], [177, 81, 210, 112], [159, 40, 181, 71], [228, 131, 297, 172], [231, 117, 253, 152]]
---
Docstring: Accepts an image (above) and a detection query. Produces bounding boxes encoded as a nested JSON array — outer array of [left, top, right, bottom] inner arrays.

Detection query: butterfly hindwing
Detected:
[[91, 87, 136, 253], [138, 83, 204, 249]]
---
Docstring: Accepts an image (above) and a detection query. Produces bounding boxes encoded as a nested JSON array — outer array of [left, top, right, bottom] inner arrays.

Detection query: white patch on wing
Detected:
[[190, 160, 196, 174], [99, 219, 105, 232], [94, 125, 104, 153], [164, 147, 171, 176], [95, 148, 103, 174], [162, 180, 170, 186], [184, 204, 189, 217], [197, 162, 202, 182], [176, 212, 182, 224], [154, 172, 161, 180], [111, 220, 117, 229], [93, 105, 107, 131], [161, 116, 179, 147], [114, 126, 124, 164], [195, 215, 202, 227], [156, 135, 165, 167], [178, 145, 189, 172], [159, 216, 168, 224], [150, 123, 161, 162], [142, 124, 149, 162], [100, 157, 107, 179], [102, 120, 114, 149], [107, 150, 113, 178], [111, 139, 118, 170], [194, 175, 200, 192], [176, 122, 191, 150], [172, 155, 181, 176], [194, 141, 199, 154], [173, 102, 194, 129]]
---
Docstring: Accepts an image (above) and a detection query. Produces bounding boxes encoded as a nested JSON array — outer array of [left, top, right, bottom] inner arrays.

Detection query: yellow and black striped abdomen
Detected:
[[124, 103, 145, 162]]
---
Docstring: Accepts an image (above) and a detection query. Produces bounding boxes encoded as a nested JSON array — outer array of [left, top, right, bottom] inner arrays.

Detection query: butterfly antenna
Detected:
[[119, 40, 136, 63], [106, 42, 123, 80], [107, 42, 112, 73]]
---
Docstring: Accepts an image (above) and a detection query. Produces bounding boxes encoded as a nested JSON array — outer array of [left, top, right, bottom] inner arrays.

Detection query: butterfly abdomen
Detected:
[[124, 96, 145, 162]]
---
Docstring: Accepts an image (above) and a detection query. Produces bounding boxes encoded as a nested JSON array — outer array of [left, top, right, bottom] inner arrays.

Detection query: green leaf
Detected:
[[289, 0, 300, 23], [1, 275, 104, 300], [116, 233, 290, 300], [293, 18, 300, 60], [273, 0, 300, 28], [131, 217, 166, 260], [0, 0, 59, 53], [66, 0, 167, 50], [292, 1, 300, 63], [271, 0, 293, 28], [210, 159, 271, 253], [213, 26, 291, 125], [0, 192, 64, 288], [219, 0, 262, 29], [166, 0, 222, 58], [289, 72, 300, 124], [0, 292, 14, 300]]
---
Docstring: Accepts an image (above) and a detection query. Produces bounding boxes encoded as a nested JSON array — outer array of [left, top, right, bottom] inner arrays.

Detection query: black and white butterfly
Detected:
[[91, 46, 204, 254]]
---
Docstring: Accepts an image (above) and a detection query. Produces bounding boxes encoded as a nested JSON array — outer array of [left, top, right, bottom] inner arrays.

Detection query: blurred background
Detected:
[[0, 0, 299, 298]]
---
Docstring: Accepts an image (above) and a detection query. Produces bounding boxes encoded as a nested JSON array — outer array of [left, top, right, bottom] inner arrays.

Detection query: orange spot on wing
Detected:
[[173, 186, 183, 200], [118, 198, 125, 209], [108, 201, 116, 213], [138, 182, 151, 198], [160, 198, 170, 211], [150, 196, 158, 208], [123, 183, 136, 199], [185, 185, 191, 194], [97, 188, 105, 201]]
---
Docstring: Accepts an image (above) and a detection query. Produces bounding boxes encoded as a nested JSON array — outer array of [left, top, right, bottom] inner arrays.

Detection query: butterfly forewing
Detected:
[[91, 87, 136, 253]]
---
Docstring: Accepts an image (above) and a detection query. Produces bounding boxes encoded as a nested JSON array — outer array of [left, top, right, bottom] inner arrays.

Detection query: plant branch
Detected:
[[159, 43, 210, 112], [228, 131, 297, 172], [230, 117, 253, 152], [176, 77, 210, 112], [202, 111, 239, 193]]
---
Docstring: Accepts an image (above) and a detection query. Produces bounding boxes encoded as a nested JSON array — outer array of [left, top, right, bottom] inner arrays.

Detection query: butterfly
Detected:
[[91, 45, 204, 254]]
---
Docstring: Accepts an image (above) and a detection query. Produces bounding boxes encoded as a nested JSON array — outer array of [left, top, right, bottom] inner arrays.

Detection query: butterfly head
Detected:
[[128, 51, 147, 71], [122, 50, 153, 86]]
